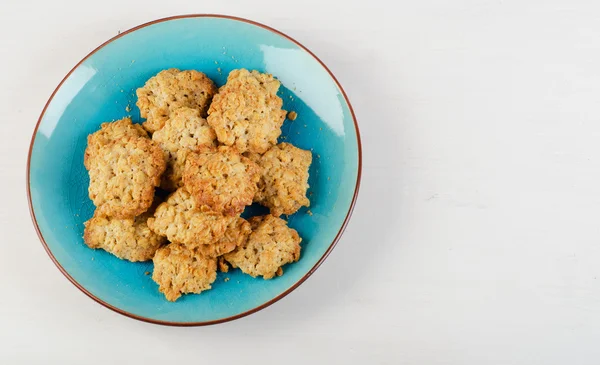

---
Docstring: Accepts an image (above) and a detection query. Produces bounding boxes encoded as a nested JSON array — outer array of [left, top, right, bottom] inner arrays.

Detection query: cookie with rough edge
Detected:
[[152, 107, 217, 191], [183, 146, 260, 216], [83, 205, 166, 262], [254, 143, 312, 216], [195, 217, 251, 257], [147, 188, 235, 248], [87, 136, 166, 218], [136, 69, 217, 133], [152, 243, 217, 302], [207, 69, 286, 153], [224, 214, 301, 279], [152, 107, 217, 154], [84, 117, 148, 169]]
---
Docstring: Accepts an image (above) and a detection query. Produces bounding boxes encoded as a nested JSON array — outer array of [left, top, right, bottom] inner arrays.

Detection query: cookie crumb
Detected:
[[145, 271, 150, 275], [224, 277, 230, 282], [218, 257, 229, 272], [125, 105, 131, 113], [307, 210, 313, 216], [287, 111, 297, 121], [276, 267, 283, 276]]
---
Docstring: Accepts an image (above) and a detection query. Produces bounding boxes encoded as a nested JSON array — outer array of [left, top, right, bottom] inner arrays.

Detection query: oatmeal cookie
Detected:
[[152, 107, 216, 154], [83, 207, 166, 262], [152, 243, 217, 301], [87, 136, 166, 218], [136, 69, 217, 133], [183, 147, 260, 216], [152, 107, 217, 190], [147, 188, 235, 248], [84, 117, 148, 169], [195, 217, 251, 257], [254, 143, 312, 216], [224, 215, 301, 279], [207, 69, 286, 153]]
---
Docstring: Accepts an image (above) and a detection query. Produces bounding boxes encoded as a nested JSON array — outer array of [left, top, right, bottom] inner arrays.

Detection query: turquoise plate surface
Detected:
[[27, 15, 361, 325]]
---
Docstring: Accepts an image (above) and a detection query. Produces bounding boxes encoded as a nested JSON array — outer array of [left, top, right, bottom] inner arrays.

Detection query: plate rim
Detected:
[[26, 14, 362, 326]]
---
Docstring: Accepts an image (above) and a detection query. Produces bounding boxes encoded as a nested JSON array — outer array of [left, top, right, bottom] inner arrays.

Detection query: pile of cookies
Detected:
[[83, 68, 312, 301]]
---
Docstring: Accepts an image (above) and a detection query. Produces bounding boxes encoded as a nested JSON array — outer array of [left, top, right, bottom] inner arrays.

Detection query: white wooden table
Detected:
[[2, 0, 600, 363]]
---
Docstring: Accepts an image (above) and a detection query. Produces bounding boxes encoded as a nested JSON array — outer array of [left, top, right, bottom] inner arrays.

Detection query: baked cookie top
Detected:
[[136, 69, 217, 133], [84, 117, 148, 169], [195, 216, 251, 257], [254, 143, 312, 216], [183, 147, 260, 216], [152, 243, 217, 302], [224, 214, 301, 279], [87, 136, 166, 218], [152, 107, 217, 154], [152, 107, 217, 191], [83, 207, 166, 262], [207, 69, 286, 154], [147, 188, 235, 248]]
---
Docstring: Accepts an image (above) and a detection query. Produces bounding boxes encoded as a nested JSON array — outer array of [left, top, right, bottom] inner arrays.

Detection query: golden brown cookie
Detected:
[[152, 243, 217, 302], [207, 69, 286, 153], [224, 215, 301, 279], [147, 188, 235, 248], [83, 207, 166, 262], [136, 69, 217, 133], [84, 117, 148, 169], [195, 216, 251, 257], [254, 143, 312, 216], [87, 136, 166, 218], [183, 147, 260, 216], [152, 107, 217, 191], [152, 107, 217, 154]]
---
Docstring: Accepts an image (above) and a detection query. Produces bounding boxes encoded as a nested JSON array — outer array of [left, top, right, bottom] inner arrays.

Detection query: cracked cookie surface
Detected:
[[136, 69, 217, 133], [152, 107, 217, 190], [147, 188, 236, 248], [83, 206, 166, 262], [207, 69, 286, 153], [183, 147, 260, 216], [152, 243, 217, 302], [224, 215, 301, 279], [87, 136, 166, 218], [254, 143, 312, 216], [84, 117, 148, 169]]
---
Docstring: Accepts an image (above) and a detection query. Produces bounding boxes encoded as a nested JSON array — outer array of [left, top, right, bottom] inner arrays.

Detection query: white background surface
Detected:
[[2, 0, 600, 363]]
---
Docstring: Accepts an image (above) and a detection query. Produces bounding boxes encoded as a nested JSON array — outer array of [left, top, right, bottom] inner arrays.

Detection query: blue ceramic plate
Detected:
[[27, 15, 361, 325]]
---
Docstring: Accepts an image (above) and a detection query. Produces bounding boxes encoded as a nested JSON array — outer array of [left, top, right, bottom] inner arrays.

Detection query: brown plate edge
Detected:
[[26, 14, 363, 327]]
